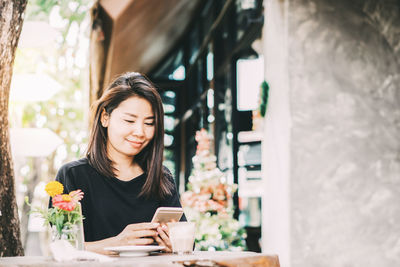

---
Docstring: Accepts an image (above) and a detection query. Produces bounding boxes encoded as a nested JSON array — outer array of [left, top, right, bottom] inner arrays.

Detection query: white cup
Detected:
[[167, 222, 195, 254]]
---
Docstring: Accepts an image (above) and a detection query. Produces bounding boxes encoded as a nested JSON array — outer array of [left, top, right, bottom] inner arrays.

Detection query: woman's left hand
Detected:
[[154, 223, 172, 252]]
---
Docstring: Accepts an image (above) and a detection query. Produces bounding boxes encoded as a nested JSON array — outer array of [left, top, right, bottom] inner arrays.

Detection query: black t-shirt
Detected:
[[55, 158, 185, 242]]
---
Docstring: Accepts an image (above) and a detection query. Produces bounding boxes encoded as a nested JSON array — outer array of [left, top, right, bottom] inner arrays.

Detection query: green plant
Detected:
[[259, 81, 269, 117], [25, 181, 84, 236]]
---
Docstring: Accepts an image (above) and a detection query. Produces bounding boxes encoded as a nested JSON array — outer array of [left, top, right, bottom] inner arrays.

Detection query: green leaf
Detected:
[[259, 81, 269, 117], [55, 213, 64, 232]]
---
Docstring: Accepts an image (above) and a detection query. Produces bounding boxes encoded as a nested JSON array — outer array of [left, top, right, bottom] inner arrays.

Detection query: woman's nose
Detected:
[[132, 123, 145, 136]]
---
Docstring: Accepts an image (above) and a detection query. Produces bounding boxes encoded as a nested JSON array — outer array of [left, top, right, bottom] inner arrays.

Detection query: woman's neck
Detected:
[[108, 153, 143, 181], [116, 164, 143, 181]]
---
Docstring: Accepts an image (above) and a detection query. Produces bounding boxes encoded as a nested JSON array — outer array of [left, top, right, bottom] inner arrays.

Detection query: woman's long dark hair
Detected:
[[86, 72, 173, 200]]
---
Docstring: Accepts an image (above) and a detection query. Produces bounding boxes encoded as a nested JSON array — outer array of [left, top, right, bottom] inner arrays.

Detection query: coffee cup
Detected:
[[167, 222, 195, 254]]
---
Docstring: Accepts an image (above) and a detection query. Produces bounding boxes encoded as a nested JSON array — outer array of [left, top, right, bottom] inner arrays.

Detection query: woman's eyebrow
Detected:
[[123, 112, 138, 118], [123, 112, 154, 119]]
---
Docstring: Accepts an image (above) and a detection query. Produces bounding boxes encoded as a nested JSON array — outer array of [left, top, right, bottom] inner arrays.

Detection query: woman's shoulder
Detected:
[[57, 158, 92, 177], [161, 165, 177, 194], [59, 158, 89, 171], [56, 158, 92, 190], [162, 165, 174, 181]]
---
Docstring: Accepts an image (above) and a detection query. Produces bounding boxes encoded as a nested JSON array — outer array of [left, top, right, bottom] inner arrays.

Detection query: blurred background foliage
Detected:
[[10, 0, 93, 252]]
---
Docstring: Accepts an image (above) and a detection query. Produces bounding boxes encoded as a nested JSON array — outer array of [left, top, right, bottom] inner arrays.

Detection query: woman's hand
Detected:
[[154, 223, 172, 252], [115, 222, 160, 245], [85, 222, 160, 255]]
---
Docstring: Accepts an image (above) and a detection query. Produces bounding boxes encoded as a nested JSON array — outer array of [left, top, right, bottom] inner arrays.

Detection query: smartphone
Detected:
[[151, 207, 184, 223]]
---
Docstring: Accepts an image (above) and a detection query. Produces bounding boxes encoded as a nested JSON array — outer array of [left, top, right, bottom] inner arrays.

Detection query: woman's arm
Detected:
[[85, 236, 119, 255], [85, 222, 160, 255]]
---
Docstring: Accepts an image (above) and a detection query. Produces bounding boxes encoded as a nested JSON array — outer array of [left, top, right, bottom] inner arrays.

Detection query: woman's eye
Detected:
[[145, 122, 155, 126], [125, 120, 135, 123]]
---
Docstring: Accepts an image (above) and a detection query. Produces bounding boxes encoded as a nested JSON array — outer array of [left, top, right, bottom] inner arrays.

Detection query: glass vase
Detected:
[[51, 224, 84, 250]]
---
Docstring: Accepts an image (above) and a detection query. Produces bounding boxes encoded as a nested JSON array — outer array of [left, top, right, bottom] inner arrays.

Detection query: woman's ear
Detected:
[[100, 109, 109, 127]]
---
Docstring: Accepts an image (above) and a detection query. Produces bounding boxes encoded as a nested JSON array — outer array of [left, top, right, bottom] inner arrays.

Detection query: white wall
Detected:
[[261, 1, 291, 266]]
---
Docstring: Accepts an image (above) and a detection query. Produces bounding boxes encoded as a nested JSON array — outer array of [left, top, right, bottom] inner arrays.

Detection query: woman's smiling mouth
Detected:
[[127, 140, 143, 148]]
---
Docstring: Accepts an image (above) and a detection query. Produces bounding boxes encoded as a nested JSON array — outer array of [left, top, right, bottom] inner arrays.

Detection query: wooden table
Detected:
[[0, 251, 280, 267]]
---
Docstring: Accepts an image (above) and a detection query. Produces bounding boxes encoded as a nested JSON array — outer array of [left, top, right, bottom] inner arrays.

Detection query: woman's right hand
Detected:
[[85, 222, 160, 255]]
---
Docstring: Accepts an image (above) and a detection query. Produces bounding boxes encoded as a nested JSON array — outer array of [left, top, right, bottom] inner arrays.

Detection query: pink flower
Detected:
[[52, 190, 84, 211], [69, 189, 84, 202], [53, 194, 76, 211], [195, 129, 211, 154]]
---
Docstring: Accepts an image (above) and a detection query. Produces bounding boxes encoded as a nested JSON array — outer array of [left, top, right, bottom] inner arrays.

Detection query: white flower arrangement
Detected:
[[181, 129, 247, 251]]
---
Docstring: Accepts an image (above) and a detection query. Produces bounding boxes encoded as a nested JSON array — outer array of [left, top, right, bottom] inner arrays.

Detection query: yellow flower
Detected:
[[45, 181, 64, 197], [61, 194, 72, 202]]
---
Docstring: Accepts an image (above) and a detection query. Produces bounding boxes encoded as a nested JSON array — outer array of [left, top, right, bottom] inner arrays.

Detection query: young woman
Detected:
[[55, 72, 185, 254]]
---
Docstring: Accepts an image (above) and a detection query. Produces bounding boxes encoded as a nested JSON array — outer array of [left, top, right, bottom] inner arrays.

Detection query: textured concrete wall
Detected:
[[288, 0, 400, 266]]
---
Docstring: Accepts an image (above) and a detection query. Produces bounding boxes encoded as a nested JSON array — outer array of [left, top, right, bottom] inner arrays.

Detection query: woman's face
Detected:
[[101, 96, 155, 161]]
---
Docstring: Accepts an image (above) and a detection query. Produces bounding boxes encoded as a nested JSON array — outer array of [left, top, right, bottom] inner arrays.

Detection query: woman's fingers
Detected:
[[117, 223, 160, 245], [157, 226, 172, 251], [126, 222, 159, 231], [154, 235, 171, 252], [130, 229, 158, 238], [128, 237, 155, 245], [160, 223, 170, 235]]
